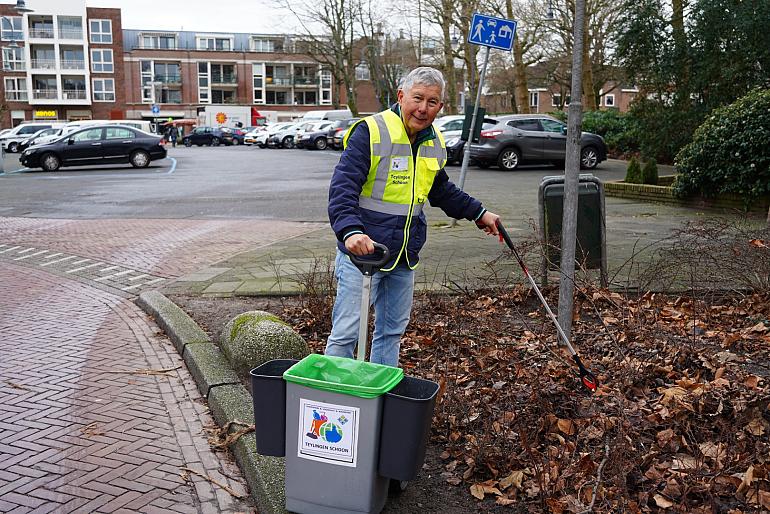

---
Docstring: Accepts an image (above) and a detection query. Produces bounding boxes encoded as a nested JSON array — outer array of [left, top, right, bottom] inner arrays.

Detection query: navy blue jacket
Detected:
[[328, 107, 485, 269]]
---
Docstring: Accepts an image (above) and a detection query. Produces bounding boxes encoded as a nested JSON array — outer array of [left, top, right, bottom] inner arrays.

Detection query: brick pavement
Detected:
[[0, 217, 324, 513]]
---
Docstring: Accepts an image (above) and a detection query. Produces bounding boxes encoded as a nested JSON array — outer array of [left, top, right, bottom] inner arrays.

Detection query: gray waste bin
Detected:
[[282, 354, 404, 514]]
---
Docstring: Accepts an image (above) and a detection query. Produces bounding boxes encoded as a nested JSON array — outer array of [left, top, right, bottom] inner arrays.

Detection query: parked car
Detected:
[[182, 127, 233, 147], [1, 121, 66, 153], [468, 114, 607, 170], [433, 115, 466, 134], [327, 118, 360, 150], [296, 121, 334, 150], [18, 128, 61, 152], [253, 122, 295, 148], [267, 122, 316, 149], [441, 117, 499, 165], [243, 126, 267, 145], [20, 125, 167, 171], [221, 127, 246, 145]]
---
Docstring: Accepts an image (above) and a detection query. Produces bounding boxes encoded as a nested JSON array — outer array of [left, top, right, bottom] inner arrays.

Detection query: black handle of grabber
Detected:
[[349, 243, 390, 276], [573, 355, 599, 392]]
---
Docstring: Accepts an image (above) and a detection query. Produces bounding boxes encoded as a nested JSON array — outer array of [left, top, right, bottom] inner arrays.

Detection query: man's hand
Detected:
[[476, 211, 501, 236], [345, 234, 376, 256]]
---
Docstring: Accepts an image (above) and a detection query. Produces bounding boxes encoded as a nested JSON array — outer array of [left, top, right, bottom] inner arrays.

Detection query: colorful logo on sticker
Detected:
[[306, 410, 343, 443]]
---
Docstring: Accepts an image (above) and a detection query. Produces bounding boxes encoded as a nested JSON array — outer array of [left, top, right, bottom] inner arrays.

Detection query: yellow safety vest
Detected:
[[344, 109, 447, 270]]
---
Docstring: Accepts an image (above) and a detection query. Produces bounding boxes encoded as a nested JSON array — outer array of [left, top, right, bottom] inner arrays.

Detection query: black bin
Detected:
[[249, 359, 298, 457], [378, 376, 439, 481]]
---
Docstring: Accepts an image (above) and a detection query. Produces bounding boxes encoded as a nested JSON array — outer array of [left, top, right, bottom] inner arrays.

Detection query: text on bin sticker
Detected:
[[297, 398, 360, 467]]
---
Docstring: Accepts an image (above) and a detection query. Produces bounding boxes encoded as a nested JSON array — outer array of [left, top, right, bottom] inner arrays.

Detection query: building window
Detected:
[[0, 17, 22, 41], [266, 90, 289, 105], [89, 19, 112, 44], [294, 91, 317, 105], [93, 78, 115, 101], [198, 61, 210, 103], [355, 63, 370, 81], [141, 60, 153, 103], [529, 92, 539, 109], [2, 47, 24, 71], [141, 34, 177, 49], [211, 89, 235, 104], [160, 88, 182, 104], [320, 69, 332, 105], [251, 39, 276, 52], [551, 94, 571, 107], [197, 36, 232, 51], [604, 94, 615, 107], [154, 62, 181, 83], [58, 17, 83, 40], [4, 77, 26, 101], [252, 63, 264, 104], [91, 49, 113, 73]]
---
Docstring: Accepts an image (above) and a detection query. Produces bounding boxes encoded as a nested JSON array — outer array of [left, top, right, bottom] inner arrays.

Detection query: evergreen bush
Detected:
[[625, 156, 642, 183], [641, 158, 658, 185], [674, 89, 770, 202]]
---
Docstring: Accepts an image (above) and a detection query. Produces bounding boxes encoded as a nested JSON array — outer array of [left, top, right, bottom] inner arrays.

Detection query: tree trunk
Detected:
[[671, 0, 689, 107], [513, 36, 530, 114], [441, 4, 457, 114], [582, 14, 597, 110]]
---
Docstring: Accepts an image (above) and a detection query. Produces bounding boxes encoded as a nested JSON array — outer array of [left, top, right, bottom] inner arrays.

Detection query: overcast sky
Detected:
[[87, 0, 298, 33]]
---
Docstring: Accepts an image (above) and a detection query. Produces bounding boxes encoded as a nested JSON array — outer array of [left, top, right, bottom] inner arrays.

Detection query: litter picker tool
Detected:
[[349, 243, 391, 361], [493, 220, 599, 392]]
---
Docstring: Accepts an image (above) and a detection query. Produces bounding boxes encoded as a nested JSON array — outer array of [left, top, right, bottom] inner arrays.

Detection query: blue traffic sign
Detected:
[[468, 13, 518, 51], [151, 104, 160, 114]]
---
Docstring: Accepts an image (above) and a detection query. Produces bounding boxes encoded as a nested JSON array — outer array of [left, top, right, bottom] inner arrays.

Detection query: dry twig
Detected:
[[102, 366, 181, 377], [180, 467, 245, 499], [205, 420, 255, 450], [4, 381, 33, 391]]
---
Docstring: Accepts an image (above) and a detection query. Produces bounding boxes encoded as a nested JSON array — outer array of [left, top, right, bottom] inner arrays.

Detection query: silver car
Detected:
[[469, 114, 607, 170]]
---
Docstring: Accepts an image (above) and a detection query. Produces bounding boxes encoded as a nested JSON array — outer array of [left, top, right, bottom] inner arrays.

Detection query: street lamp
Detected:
[[13, 0, 33, 14]]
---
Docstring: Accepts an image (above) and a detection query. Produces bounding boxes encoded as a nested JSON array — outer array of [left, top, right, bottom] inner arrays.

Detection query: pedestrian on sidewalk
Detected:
[[169, 126, 178, 147], [326, 66, 501, 367]]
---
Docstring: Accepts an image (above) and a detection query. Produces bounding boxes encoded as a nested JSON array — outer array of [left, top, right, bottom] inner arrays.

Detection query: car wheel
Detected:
[[40, 153, 60, 172], [8, 142, 19, 153], [498, 147, 521, 171], [130, 150, 151, 168], [282, 136, 294, 149], [314, 137, 328, 150], [211, 137, 220, 147], [184, 139, 192, 147], [258, 143, 266, 148], [580, 146, 599, 169]]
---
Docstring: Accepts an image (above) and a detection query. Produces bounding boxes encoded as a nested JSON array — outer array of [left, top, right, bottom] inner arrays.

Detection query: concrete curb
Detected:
[[135, 291, 286, 514]]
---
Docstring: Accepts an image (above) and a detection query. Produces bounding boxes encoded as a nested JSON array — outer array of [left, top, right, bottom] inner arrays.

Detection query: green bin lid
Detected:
[[283, 353, 403, 399]]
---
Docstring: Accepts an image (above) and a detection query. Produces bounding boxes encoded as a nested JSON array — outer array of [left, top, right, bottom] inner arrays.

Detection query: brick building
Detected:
[[0, 0, 125, 126]]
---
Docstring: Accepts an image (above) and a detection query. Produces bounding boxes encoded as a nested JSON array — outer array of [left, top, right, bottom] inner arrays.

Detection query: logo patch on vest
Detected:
[[389, 156, 409, 171]]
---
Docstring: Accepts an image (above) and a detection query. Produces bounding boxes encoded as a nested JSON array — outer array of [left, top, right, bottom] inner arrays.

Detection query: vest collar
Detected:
[[390, 104, 437, 146]]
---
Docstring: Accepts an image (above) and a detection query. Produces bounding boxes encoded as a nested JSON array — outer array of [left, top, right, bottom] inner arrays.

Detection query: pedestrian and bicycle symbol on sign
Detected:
[[468, 13, 518, 51]]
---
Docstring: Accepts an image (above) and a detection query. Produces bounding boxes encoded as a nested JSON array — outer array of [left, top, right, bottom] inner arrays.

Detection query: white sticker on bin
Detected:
[[297, 398, 359, 467]]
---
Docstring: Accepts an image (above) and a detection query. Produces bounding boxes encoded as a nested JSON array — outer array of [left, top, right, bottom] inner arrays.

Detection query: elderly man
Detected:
[[326, 66, 500, 367]]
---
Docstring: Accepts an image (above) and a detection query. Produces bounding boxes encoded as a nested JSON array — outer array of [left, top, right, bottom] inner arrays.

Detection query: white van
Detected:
[[301, 109, 354, 122], [1, 121, 67, 153]]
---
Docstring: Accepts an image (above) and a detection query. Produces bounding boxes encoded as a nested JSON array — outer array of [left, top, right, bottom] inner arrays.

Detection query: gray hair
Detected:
[[399, 67, 445, 100]]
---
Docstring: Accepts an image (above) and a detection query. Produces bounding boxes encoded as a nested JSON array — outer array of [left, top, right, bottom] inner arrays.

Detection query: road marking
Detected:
[[68, 258, 91, 266], [94, 269, 134, 282], [66, 262, 102, 273], [143, 278, 165, 286], [0, 246, 22, 254], [40, 255, 76, 266], [120, 283, 144, 291], [99, 265, 119, 273], [42, 252, 63, 259], [15, 248, 35, 254], [15, 249, 49, 261], [166, 157, 177, 175], [128, 273, 149, 281]]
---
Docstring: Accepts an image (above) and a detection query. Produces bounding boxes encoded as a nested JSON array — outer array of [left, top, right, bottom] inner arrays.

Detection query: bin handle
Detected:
[[349, 243, 390, 276]]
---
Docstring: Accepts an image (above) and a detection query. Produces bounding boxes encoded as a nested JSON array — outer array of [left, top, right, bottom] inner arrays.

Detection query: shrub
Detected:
[[629, 98, 706, 164], [674, 88, 770, 202], [625, 156, 642, 183], [641, 158, 658, 185], [549, 109, 639, 155]]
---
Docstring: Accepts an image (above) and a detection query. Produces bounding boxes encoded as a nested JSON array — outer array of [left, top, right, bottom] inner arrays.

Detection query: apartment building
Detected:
[[122, 30, 334, 124], [0, 0, 125, 126]]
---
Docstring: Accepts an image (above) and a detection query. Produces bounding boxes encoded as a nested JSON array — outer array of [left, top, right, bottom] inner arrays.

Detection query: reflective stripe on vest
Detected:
[[343, 109, 447, 270]]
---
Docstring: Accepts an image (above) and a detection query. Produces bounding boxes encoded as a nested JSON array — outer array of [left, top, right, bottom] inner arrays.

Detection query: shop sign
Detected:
[[34, 110, 58, 119]]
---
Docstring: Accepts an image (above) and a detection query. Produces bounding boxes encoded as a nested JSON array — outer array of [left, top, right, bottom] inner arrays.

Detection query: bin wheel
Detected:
[[389, 479, 409, 494]]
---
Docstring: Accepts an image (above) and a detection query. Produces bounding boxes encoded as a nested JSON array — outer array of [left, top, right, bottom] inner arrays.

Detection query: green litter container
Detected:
[[283, 354, 403, 514]]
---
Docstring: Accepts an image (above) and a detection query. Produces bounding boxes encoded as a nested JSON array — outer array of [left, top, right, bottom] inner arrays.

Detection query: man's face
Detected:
[[397, 83, 444, 136]]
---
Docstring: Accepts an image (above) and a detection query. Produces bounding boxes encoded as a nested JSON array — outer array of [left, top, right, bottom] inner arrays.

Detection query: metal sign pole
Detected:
[[452, 45, 490, 228]]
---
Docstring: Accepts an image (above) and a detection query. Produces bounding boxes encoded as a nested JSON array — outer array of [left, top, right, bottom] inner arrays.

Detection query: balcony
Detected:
[[2, 62, 26, 71], [5, 91, 27, 101], [31, 59, 57, 70], [294, 76, 319, 86], [32, 89, 58, 99], [29, 28, 55, 39], [266, 77, 292, 87], [62, 89, 87, 100], [60, 59, 85, 70], [154, 74, 182, 85], [211, 74, 237, 86], [58, 29, 83, 40]]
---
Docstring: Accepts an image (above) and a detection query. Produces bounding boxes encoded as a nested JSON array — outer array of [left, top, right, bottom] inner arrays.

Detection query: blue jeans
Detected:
[[325, 250, 415, 367]]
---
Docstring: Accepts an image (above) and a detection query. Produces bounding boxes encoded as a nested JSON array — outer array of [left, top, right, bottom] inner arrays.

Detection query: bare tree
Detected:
[[275, 0, 363, 115]]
